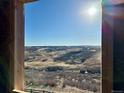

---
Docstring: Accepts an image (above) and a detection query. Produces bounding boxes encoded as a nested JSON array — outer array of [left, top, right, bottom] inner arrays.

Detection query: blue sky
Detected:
[[24, 0, 101, 46]]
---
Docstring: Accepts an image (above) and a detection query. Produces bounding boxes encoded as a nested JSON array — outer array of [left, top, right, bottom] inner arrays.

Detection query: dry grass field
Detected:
[[24, 46, 101, 93]]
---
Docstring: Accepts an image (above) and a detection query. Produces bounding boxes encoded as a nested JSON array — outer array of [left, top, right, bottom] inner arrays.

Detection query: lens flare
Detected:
[[88, 6, 97, 16]]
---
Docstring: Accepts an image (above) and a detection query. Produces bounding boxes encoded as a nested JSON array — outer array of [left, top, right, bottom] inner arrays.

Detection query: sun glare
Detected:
[[88, 6, 97, 17]]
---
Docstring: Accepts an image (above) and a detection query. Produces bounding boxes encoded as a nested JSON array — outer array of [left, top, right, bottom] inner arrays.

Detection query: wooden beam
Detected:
[[102, 11, 113, 93], [20, 0, 39, 4], [110, 0, 124, 5], [103, 0, 124, 5], [103, 4, 124, 20], [14, 3, 24, 91]]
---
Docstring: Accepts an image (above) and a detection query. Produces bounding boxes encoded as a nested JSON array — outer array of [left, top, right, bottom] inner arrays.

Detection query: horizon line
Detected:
[[25, 45, 101, 47]]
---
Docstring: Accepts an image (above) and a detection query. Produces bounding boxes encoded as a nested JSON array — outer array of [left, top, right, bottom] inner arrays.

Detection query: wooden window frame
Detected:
[[11, 0, 124, 93]]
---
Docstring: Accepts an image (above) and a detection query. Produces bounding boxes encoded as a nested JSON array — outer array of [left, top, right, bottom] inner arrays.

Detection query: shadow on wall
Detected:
[[0, 0, 11, 93]]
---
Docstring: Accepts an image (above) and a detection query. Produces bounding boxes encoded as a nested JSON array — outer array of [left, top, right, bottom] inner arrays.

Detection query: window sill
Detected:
[[13, 89, 29, 93]]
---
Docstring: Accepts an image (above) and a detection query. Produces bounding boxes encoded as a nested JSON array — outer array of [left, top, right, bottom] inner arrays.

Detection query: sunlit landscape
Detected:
[[24, 0, 101, 93], [24, 46, 101, 93]]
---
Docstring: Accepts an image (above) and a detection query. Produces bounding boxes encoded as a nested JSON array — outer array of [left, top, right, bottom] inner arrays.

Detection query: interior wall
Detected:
[[102, 1, 124, 92], [113, 4, 124, 92], [0, 0, 14, 93]]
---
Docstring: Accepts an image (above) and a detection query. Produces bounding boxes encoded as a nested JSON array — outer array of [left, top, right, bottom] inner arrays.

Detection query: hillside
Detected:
[[25, 46, 101, 64], [24, 46, 101, 93]]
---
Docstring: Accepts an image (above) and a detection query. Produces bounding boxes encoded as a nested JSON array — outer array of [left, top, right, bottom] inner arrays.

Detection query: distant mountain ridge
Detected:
[[25, 46, 101, 65]]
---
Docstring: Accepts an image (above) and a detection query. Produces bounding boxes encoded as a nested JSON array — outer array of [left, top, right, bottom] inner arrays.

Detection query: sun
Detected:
[[88, 6, 97, 17], [79, 3, 101, 21]]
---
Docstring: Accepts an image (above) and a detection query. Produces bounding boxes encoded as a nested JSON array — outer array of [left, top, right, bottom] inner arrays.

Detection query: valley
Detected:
[[24, 46, 101, 93]]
